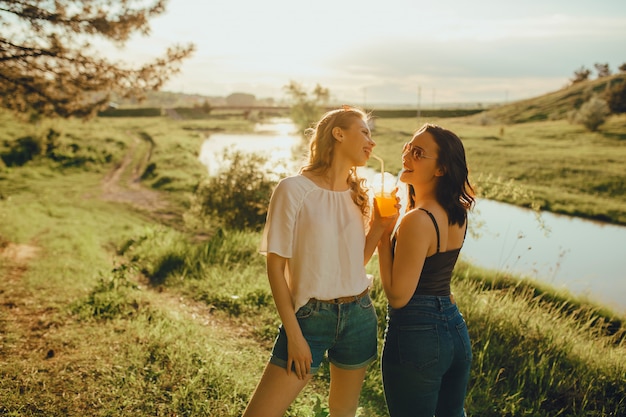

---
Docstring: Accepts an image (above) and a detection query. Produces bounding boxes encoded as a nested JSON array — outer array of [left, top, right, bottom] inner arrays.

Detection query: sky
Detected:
[[104, 0, 626, 106]]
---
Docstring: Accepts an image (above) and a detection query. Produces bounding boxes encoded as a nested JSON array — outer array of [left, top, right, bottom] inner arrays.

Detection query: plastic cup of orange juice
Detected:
[[372, 172, 397, 217]]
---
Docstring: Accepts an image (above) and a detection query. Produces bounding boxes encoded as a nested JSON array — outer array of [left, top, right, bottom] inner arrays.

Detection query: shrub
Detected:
[[72, 263, 142, 321], [1, 135, 44, 166], [605, 80, 626, 114], [192, 149, 278, 231], [1, 128, 117, 168], [575, 96, 610, 131]]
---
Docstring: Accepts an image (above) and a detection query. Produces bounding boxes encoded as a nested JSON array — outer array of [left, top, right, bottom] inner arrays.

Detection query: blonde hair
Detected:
[[301, 106, 371, 216]]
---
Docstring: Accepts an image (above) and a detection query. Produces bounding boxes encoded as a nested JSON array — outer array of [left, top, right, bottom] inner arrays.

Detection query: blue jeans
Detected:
[[381, 295, 472, 417], [270, 294, 378, 374]]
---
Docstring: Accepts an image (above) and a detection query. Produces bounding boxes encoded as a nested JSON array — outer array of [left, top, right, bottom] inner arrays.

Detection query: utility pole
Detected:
[[417, 86, 421, 120]]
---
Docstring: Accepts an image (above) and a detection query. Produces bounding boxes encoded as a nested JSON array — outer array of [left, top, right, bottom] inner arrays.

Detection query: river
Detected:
[[463, 199, 626, 313], [198, 118, 626, 314]]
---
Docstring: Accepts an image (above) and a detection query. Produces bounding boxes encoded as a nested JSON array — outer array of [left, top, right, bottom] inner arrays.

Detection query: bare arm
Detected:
[[364, 197, 400, 264], [266, 252, 312, 379], [378, 210, 432, 309]]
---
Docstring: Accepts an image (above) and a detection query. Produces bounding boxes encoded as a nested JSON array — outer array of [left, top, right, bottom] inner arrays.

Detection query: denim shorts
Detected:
[[269, 294, 378, 374]]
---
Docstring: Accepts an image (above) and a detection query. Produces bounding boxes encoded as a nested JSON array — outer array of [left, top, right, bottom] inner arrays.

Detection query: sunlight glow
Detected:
[[93, 0, 626, 105]]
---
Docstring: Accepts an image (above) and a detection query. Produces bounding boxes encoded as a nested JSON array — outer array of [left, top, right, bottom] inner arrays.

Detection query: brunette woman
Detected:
[[377, 123, 475, 417]]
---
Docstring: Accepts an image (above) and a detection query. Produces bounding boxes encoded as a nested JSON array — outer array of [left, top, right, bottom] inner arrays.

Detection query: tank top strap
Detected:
[[463, 218, 468, 240], [419, 208, 440, 253]]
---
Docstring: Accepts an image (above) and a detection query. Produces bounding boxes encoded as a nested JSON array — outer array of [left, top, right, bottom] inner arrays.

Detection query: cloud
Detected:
[[115, 0, 626, 105], [329, 33, 625, 80]]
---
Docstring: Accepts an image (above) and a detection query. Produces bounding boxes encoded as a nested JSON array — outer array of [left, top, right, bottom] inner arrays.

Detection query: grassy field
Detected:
[[366, 114, 626, 225], [1, 108, 625, 416]]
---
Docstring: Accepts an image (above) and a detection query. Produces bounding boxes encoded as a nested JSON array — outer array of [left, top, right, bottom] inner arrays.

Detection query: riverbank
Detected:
[[1, 113, 625, 416], [463, 198, 626, 314]]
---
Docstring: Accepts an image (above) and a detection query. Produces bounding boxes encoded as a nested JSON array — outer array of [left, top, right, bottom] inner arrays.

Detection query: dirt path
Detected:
[[97, 133, 256, 336], [100, 133, 166, 212], [0, 242, 58, 362], [0, 134, 256, 365]]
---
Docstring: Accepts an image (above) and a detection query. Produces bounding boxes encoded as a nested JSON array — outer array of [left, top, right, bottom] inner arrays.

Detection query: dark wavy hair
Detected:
[[407, 123, 475, 226], [300, 106, 370, 216]]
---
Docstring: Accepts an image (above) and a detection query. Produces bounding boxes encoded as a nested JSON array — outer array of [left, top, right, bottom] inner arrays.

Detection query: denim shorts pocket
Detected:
[[455, 320, 472, 362], [358, 294, 373, 309], [295, 300, 317, 319], [397, 324, 439, 370]]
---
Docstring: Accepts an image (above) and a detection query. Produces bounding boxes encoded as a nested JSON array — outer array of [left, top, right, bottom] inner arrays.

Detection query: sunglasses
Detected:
[[403, 142, 436, 161]]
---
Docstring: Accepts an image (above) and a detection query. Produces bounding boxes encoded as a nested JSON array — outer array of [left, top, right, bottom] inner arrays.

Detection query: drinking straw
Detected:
[[371, 153, 385, 193]]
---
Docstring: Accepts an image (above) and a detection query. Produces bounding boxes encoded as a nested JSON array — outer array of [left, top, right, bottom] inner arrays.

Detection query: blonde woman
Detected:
[[243, 106, 397, 417]]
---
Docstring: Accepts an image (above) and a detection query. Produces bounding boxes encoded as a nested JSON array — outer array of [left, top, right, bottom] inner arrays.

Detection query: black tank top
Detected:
[[393, 208, 464, 296]]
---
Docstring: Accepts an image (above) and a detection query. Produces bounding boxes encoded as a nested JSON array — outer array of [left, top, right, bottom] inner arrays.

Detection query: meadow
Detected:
[[0, 108, 625, 416], [369, 114, 626, 225]]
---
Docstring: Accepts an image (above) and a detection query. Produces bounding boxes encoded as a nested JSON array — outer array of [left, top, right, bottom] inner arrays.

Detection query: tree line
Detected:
[[567, 63, 626, 131], [571, 62, 626, 84]]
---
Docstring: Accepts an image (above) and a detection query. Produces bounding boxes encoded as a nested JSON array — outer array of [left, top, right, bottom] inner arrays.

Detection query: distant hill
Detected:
[[109, 90, 276, 109], [474, 73, 626, 124], [108, 74, 626, 124]]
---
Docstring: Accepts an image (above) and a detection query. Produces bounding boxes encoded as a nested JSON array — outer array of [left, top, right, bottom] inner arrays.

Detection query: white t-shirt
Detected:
[[260, 174, 372, 312]]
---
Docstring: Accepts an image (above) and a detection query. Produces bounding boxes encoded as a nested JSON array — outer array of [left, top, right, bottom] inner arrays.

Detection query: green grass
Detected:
[[366, 114, 626, 224], [474, 73, 626, 124], [1, 109, 625, 416]]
